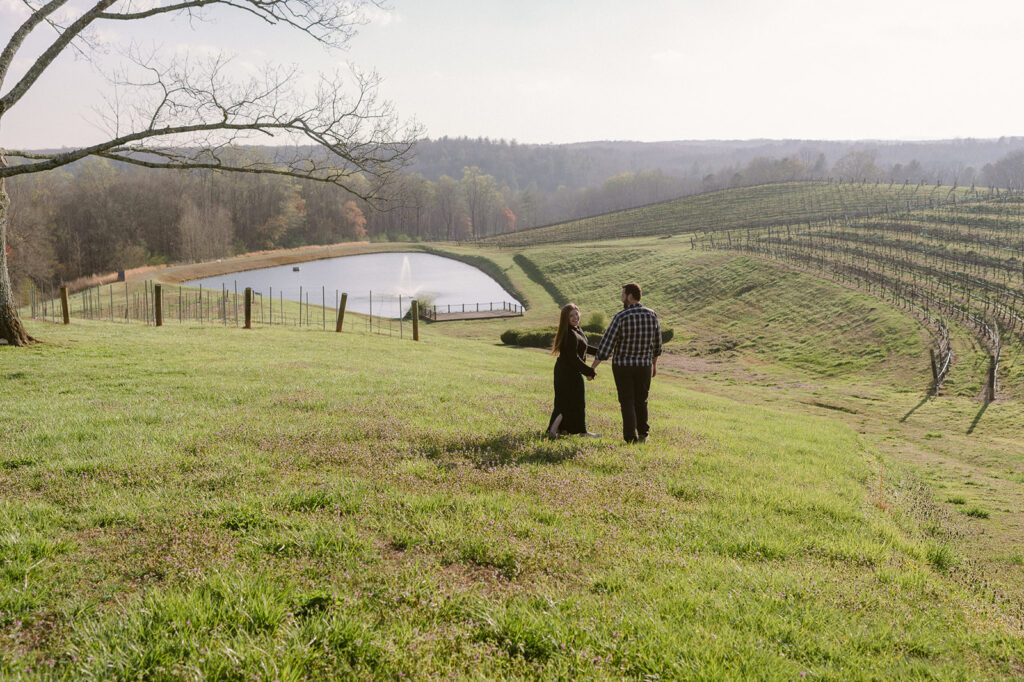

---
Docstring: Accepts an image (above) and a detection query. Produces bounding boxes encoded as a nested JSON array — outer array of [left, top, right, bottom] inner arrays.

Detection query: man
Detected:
[[592, 283, 662, 444]]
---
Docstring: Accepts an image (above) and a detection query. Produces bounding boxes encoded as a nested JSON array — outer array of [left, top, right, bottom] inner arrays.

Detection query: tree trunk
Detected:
[[0, 174, 35, 347]]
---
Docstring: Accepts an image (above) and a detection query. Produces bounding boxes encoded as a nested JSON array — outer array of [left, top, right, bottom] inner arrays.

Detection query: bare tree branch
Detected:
[[0, 0, 416, 346], [0, 0, 121, 115], [96, 0, 368, 47], [2, 59, 418, 197], [0, 0, 71, 91]]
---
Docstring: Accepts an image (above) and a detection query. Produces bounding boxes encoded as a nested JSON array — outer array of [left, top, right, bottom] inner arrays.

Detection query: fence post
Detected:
[[929, 348, 938, 392], [244, 287, 253, 329], [336, 293, 348, 332], [412, 300, 420, 342], [60, 285, 70, 325], [154, 284, 163, 326], [987, 356, 996, 402]]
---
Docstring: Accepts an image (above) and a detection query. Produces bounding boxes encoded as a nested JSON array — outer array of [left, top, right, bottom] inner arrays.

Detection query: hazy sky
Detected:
[[2, 0, 1023, 148]]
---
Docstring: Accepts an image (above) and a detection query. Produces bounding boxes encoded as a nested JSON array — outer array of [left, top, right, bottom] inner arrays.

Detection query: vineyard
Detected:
[[479, 181, 977, 247], [695, 192, 1024, 400]]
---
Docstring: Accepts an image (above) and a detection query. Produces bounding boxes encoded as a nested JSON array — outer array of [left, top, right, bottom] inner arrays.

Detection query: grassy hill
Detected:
[[481, 182, 977, 247], [519, 244, 936, 382], [3, 320, 1023, 678], [416, 241, 947, 389], [8, 181, 1024, 677]]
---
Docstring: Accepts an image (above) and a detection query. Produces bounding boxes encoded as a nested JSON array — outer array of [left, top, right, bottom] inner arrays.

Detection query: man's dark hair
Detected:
[[622, 282, 642, 301]]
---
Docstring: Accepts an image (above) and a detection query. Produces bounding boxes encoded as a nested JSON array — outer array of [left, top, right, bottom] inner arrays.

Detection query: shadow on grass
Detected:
[[419, 431, 589, 468], [899, 394, 932, 423], [966, 400, 990, 435]]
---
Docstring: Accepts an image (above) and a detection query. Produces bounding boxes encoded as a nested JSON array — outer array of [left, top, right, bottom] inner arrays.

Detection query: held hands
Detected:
[[587, 371, 597, 382]]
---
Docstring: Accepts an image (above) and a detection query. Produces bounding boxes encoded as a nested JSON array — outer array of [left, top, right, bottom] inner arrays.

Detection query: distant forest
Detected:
[[8, 136, 1024, 294]]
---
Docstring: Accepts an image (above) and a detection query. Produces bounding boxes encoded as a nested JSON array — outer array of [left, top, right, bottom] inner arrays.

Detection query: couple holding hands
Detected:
[[547, 283, 662, 444]]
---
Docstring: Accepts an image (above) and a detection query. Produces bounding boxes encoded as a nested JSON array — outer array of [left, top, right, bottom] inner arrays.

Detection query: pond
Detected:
[[183, 252, 520, 318]]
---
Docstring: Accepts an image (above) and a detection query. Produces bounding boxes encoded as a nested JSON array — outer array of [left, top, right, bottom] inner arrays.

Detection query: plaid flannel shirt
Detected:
[[596, 303, 662, 367]]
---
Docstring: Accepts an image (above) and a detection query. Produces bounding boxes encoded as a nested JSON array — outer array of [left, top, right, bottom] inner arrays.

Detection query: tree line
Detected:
[[9, 143, 1024, 300], [5, 158, 694, 293]]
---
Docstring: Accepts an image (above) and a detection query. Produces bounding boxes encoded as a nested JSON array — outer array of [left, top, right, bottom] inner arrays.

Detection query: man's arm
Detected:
[[651, 311, 662, 377], [592, 313, 620, 372]]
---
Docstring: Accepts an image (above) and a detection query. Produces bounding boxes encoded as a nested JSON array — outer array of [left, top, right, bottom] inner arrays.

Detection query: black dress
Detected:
[[547, 326, 598, 434]]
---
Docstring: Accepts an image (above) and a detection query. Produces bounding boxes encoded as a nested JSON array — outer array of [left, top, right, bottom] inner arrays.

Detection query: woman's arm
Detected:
[[564, 329, 596, 377]]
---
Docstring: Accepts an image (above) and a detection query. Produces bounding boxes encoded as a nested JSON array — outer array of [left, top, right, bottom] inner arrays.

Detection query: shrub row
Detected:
[[501, 326, 673, 350]]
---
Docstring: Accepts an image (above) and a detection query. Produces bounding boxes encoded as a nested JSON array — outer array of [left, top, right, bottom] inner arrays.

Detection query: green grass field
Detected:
[[3, 316, 1024, 679], [6, 181, 1024, 678]]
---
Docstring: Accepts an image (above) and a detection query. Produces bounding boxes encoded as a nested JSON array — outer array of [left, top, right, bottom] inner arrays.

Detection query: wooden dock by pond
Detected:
[[421, 301, 524, 322]]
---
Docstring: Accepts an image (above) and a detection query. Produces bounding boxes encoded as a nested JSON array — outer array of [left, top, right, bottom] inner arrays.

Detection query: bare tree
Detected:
[[0, 0, 418, 346], [433, 174, 461, 240], [832, 151, 882, 183], [178, 197, 232, 262]]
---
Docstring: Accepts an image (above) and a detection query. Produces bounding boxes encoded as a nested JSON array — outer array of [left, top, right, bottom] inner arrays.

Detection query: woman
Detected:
[[547, 303, 600, 437]]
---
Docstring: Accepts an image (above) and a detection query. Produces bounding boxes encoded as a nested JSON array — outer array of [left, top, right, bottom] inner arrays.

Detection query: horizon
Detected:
[[17, 134, 1024, 152]]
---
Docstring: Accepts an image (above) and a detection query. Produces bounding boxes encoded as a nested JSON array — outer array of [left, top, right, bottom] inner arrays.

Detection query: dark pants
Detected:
[[612, 364, 652, 443]]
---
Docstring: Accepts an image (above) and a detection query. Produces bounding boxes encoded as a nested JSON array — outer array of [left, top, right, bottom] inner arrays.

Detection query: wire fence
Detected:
[[25, 279, 523, 339]]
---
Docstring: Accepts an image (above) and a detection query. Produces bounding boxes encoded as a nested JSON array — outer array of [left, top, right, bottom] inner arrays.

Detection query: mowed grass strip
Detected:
[[1, 321, 1022, 679]]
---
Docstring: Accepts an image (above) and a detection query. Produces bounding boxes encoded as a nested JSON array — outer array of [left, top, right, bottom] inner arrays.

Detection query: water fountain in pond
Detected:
[[395, 255, 423, 298], [393, 255, 424, 317]]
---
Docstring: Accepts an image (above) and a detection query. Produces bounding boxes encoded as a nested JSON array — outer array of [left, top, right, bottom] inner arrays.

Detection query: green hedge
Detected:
[[501, 327, 673, 349], [500, 328, 556, 349]]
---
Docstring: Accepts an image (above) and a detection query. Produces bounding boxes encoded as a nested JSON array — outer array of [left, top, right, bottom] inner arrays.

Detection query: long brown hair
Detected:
[[551, 303, 579, 356]]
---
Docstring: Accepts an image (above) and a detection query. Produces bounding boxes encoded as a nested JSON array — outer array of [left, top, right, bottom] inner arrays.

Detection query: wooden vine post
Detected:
[[929, 348, 938, 393], [60, 286, 70, 325], [335, 293, 348, 332], [412, 300, 420, 342], [244, 288, 253, 329], [987, 356, 996, 403], [154, 284, 163, 326]]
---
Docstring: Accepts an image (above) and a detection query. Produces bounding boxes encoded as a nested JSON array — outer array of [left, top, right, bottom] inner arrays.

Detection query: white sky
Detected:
[[2, 0, 1024, 148]]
